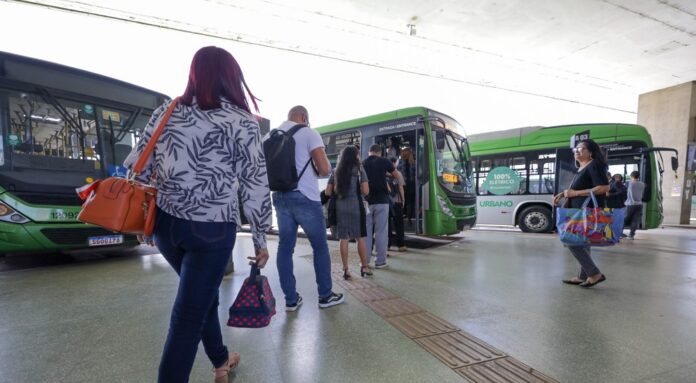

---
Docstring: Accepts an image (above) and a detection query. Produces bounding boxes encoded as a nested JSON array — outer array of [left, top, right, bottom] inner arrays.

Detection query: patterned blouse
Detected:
[[123, 98, 272, 250]]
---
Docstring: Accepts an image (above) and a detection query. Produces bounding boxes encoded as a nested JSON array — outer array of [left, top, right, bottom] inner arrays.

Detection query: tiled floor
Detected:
[[1, 227, 695, 382]]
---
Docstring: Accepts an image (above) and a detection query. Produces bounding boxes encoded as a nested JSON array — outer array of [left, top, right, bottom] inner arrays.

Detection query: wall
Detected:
[[637, 81, 696, 225]]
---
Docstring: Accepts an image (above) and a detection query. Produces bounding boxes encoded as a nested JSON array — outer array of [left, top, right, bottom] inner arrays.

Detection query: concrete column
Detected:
[[637, 81, 696, 225]]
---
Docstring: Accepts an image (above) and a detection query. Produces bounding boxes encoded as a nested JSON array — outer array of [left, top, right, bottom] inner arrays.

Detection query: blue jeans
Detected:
[[272, 191, 332, 304], [154, 209, 236, 383]]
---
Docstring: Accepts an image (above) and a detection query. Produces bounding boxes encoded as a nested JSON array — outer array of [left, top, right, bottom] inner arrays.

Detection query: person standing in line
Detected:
[[325, 145, 373, 279], [123, 46, 272, 383], [363, 144, 404, 268], [387, 157, 407, 252], [399, 147, 416, 223], [606, 174, 627, 209], [553, 139, 610, 288], [270, 106, 344, 311], [624, 171, 646, 240]]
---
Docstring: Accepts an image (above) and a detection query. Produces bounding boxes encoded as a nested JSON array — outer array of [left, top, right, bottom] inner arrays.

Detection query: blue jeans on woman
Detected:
[[272, 191, 333, 304], [154, 209, 236, 383]]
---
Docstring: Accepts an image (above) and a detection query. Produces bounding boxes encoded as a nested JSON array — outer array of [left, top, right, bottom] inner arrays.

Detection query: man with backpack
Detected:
[[264, 105, 344, 311]]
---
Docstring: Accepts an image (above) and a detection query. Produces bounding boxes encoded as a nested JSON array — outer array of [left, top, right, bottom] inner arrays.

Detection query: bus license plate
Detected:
[[87, 235, 124, 247]]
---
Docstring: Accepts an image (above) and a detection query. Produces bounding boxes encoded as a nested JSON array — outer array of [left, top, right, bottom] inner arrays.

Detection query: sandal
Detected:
[[213, 352, 240, 382], [562, 278, 585, 285]]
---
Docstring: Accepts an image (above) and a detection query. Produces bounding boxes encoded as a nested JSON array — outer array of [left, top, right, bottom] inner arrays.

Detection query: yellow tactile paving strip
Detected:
[[328, 258, 559, 383], [456, 357, 558, 382], [415, 332, 505, 368]]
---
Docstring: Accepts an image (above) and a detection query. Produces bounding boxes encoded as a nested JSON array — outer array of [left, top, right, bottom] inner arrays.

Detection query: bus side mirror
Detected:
[[671, 156, 678, 172], [435, 131, 445, 150]]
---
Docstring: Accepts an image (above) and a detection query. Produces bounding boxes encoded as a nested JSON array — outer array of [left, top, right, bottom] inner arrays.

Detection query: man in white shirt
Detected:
[[269, 106, 344, 310]]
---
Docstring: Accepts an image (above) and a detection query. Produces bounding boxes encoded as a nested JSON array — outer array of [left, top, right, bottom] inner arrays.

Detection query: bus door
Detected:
[[554, 147, 575, 195], [371, 126, 422, 233]]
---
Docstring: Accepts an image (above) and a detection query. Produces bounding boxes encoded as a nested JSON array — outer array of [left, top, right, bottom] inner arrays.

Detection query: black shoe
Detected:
[[343, 269, 352, 280], [285, 295, 303, 312], [360, 266, 373, 277], [579, 274, 606, 288], [562, 278, 585, 285], [318, 292, 345, 308]]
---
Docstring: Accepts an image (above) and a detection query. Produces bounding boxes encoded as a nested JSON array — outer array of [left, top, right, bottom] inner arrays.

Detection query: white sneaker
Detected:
[[285, 295, 303, 312], [318, 292, 345, 308]]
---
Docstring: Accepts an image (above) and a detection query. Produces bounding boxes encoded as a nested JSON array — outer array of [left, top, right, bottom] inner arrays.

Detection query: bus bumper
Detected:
[[0, 222, 138, 255], [457, 216, 477, 231]]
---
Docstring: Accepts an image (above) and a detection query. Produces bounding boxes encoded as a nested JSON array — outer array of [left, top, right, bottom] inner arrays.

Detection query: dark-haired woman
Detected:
[[553, 139, 610, 288], [124, 46, 271, 383], [325, 145, 372, 279]]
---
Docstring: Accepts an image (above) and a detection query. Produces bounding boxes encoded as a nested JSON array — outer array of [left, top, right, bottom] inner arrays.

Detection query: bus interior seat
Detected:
[[18, 143, 43, 153]]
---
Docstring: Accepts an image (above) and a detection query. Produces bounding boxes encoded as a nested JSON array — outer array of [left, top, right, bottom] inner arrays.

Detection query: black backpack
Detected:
[[263, 124, 313, 191]]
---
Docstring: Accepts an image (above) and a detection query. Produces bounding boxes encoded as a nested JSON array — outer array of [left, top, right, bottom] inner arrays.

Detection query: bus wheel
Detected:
[[518, 206, 552, 233]]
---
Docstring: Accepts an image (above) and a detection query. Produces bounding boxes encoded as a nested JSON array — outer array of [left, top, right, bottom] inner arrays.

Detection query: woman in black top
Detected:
[[606, 174, 627, 209], [553, 139, 610, 288]]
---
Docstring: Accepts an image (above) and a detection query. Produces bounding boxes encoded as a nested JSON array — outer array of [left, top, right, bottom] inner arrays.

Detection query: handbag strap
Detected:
[[581, 191, 599, 209], [131, 97, 180, 175]]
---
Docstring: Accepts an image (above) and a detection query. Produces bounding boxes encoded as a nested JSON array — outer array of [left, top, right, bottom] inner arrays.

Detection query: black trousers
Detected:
[[624, 205, 642, 236], [389, 202, 405, 247]]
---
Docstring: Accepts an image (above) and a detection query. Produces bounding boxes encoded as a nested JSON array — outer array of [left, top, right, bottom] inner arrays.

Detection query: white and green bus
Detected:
[[469, 123, 678, 233]]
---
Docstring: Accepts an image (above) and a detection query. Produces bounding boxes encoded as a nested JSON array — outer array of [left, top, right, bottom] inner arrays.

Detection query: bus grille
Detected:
[[40, 228, 136, 245], [15, 192, 83, 206]]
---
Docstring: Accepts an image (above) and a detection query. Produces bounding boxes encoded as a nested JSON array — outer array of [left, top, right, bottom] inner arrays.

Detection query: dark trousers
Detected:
[[568, 245, 600, 278], [405, 183, 416, 219], [154, 209, 237, 383], [389, 202, 405, 247], [625, 205, 642, 237]]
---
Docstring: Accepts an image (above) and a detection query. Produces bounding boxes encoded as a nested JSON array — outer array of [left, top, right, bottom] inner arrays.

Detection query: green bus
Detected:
[[0, 51, 168, 254], [315, 107, 476, 236], [469, 123, 678, 233]]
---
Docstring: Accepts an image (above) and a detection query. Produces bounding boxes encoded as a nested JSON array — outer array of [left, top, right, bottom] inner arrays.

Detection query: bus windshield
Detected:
[[434, 128, 471, 194], [7, 90, 146, 170]]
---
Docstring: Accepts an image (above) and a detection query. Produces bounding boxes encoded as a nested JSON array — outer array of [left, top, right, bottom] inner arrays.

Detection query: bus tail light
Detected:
[[0, 201, 30, 224]]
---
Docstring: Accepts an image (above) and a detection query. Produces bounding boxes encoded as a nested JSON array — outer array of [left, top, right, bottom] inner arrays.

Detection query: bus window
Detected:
[[529, 158, 555, 194], [8, 91, 90, 159], [323, 131, 360, 169], [489, 156, 526, 194], [477, 159, 491, 195]]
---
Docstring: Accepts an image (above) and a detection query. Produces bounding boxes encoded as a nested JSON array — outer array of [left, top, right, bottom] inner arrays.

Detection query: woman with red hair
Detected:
[[124, 46, 271, 383]]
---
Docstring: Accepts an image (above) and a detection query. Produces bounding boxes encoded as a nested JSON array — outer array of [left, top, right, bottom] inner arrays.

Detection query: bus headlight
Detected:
[[0, 201, 30, 224], [437, 195, 454, 217]]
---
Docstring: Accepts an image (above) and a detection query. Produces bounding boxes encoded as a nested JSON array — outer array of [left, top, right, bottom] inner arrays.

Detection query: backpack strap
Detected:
[[286, 123, 319, 180], [287, 123, 307, 136]]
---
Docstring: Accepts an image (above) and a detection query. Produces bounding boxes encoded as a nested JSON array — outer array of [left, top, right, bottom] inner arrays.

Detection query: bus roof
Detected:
[[315, 106, 456, 135], [469, 123, 653, 154], [0, 51, 169, 109]]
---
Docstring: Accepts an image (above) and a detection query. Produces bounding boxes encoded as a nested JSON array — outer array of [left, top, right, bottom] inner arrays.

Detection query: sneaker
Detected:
[[620, 233, 628, 238], [627, 236, 635, 240], [374, 262, 389, 269], [318, 292, 345, 308], [286, 295, 303, 312]]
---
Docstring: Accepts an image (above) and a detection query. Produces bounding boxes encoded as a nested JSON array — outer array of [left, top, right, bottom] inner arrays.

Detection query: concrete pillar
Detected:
[[637, 81, 696, 225]]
